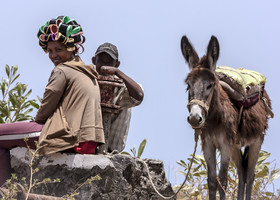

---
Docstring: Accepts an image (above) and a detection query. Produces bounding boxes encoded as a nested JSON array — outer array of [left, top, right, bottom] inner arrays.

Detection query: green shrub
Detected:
[[174, 150, 280, 200], [0, 65, 39, 123]]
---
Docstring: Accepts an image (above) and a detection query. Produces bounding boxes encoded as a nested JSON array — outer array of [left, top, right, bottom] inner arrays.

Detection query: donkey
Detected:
[[180, 35, 272, 200]]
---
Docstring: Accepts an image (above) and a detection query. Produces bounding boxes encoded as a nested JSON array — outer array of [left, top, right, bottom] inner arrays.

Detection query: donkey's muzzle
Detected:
[[188, 113, 203, 128], [187, 104, 206, 129]]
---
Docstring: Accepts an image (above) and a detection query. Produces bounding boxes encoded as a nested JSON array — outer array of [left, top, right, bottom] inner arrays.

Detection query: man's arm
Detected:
[[99, 66, 144, 102], [35, 68, 67, 124]]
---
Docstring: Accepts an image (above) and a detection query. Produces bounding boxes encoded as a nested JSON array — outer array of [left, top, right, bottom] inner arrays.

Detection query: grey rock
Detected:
[[10, 147, 175, 200]]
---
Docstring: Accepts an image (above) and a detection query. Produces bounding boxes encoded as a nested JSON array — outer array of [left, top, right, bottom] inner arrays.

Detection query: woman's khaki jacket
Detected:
[[35, 56, 105, 155]]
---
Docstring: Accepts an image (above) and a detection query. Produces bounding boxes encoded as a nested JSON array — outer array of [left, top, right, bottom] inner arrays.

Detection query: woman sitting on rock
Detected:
[[0, 16, 105, 186]]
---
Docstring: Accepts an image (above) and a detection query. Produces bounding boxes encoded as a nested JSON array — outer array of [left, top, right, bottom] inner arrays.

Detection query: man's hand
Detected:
[[99, 66, 118, 75], [99, 65, 144, 102]]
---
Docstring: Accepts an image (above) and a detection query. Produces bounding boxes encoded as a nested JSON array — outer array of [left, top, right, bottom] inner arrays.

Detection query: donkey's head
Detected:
[[181, 36, 219, 129]]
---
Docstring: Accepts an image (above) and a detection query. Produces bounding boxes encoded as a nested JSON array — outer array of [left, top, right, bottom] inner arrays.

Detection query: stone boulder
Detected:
[[10, 147, 175, 199]]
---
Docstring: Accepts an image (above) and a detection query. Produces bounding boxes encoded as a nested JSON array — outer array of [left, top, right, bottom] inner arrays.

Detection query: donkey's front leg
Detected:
[[217, 145, 232, 200], [203, 140, 217, 200]]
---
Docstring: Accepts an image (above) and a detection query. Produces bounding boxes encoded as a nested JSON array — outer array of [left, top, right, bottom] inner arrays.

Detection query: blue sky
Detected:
[[1, 0, 279, 188]]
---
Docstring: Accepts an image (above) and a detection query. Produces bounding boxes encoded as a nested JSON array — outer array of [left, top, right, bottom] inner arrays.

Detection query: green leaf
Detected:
[[265, 192, 275, 196], [21, 84, 27, 94], [257, 151, 270, 165], [0, 105, 8, 116], [29, 100, 39, 109], [1, 83, 5, 97], [12, 65, 18, 76], [255, 165, 269, 179], [194, 155, 205, 160], [21, 101, 32, 110], [193, 170, 207, 177], [8, 93, 17, 107], [23, 108, 33, 115], [16, 83, 22, 97], [16, 115, 33, 122], [23, 89, 32, 99], [177, 160, 187, 166], [0, 116, 4, 123], [120, 152, 131, 156], [11, 74, 20, 84], [137, 138, 147, 158], [178, 171, 187, 176], [269, 169, 280, 183], [130, 147, 136, 157], [37, 96, 42, 103], [188, 157, 199, 165], [5, 64, 10, 78], [193, 164, 202, 172], [271, 168, 280, 176], [6, 117, 11, 123]]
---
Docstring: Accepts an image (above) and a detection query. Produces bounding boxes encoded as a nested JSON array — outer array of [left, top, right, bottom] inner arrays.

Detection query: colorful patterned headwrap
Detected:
[[37, 16, 85, 53]]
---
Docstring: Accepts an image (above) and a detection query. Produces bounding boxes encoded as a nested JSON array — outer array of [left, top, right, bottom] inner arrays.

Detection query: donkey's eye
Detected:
[[186, 84, 190, 91], [206, 84, 213, 90]]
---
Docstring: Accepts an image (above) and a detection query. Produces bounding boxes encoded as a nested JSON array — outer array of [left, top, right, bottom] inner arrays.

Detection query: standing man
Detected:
[[92, 43, 144, 153]]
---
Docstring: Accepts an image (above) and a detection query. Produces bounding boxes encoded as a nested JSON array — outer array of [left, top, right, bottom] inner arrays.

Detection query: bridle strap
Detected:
[[187, 84, 215, 116], [187, 99, 209, 114]]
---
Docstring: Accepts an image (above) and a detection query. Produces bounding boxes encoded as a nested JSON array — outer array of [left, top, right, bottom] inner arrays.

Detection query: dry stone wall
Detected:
[[10, 147, 175, 200]]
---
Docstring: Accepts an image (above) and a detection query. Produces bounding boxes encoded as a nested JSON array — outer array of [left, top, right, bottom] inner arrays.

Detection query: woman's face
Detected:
[[47, 41, 73, 66]]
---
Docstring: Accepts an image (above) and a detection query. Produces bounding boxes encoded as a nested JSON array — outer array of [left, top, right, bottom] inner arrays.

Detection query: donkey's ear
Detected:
[[206, 35, 220, 71], [181, 35, 199, 70]]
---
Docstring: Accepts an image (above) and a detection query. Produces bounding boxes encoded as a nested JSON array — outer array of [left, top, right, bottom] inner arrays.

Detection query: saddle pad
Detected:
[[216, 66, 266, 96], [233, 93, 260, 109], [0, 121, 43, 136], [0, 131, 41, 140]]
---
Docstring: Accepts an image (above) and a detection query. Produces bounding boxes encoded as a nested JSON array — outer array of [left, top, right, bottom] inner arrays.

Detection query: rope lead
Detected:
[[139, 128, 200, 199]]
